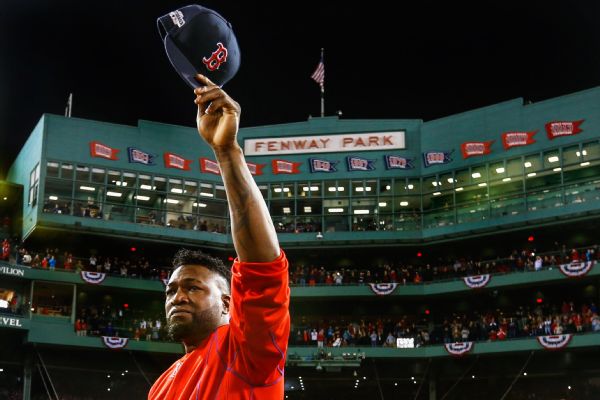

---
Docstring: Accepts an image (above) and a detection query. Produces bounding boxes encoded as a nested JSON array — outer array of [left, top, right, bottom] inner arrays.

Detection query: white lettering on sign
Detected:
[[244, 131, 405, 156], [1, 317, 23, 328], [0, 266, 25, 277]]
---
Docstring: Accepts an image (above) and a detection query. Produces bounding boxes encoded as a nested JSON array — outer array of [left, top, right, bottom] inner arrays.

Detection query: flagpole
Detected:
[[320, 48, 325, 117]]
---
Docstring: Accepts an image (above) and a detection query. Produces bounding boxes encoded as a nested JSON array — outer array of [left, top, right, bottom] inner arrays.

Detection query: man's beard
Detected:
[[167, 304, 222, 342]]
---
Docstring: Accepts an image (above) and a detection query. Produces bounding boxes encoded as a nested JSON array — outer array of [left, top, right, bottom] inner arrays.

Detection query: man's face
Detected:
[[165, 265, 230, 343]]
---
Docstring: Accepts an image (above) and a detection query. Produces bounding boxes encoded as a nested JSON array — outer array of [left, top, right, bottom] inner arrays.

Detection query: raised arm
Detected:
[[194, 74, 279, 262]]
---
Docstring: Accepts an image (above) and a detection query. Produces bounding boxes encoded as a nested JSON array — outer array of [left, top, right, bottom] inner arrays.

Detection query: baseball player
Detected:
[[148, 74, 290, 399]]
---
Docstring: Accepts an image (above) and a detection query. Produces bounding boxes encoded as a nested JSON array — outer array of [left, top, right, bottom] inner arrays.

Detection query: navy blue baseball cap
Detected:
[[157, 4, 240, 88]]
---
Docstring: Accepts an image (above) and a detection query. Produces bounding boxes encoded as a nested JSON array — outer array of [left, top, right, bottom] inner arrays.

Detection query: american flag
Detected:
[[311, 57, 325, 86]]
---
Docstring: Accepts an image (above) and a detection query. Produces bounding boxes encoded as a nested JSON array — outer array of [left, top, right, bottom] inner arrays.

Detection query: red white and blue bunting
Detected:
[[80, 271, 107, 285], [559, 261, 594, 278], [368, 283, 398, 296], [101, 336, 129, 350], [463, 274, 491, 289], [444, 342, 474, 356], [536, 334, 572, 350]]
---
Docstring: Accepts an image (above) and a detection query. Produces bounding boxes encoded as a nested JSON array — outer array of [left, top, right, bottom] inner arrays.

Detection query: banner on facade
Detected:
[[80, 271, 107, 285], [384, 155, 414, 170], [537, 334, 572, 350], [164, 152, 192, 170], [346, 156, 376, 172], [309, 158, 338, 173], [200, 158, 221, 175], [461, 141, 494, 159], [367, 283, 398, 296], [101, 336, 129, 350], [423, 151, 453, 167], [559, 261, 594, 278], [545, 120, 584, 140], [128, 147, 155, 165], [444, 342, 474, 356], [90, 141, 119, 160], [246, 162, 265, 176], [272, 159, 301, 174], [501, 131, 537, 150], [463, 274, 491, 289]]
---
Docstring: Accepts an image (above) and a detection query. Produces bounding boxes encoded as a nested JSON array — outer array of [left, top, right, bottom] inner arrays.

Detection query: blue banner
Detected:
[[128, 147, 155, 165], [423, 150, 452, 167], [308, 158, 338, 173], [346, 156, 376, 171], [384, 155, 414, 169]]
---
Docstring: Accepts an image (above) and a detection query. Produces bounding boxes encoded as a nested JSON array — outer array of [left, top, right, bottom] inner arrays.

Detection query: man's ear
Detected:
[[221, 294, 231, 315]]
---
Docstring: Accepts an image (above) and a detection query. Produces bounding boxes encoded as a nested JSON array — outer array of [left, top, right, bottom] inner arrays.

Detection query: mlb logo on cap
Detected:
[[157, 4, 241, 88]]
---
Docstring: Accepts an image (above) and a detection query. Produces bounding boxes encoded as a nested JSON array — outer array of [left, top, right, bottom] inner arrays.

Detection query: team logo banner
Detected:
[[272, 159, 301, 174], [545, 120, 584, 140], [90, 141, 119, 160], [423, 151, 452, 167], [164, 152, 192, 170], [80, 271, 107, 285], [200, 158, 221, 175], [101, 336, 129, 350], [501, 131, 537, 150], [128, 147, 155, 165], [368, 283, 398, 296], [463, 274, 491, 289], [309, 158, 338, 173], [444, 342, 474, 356], [346, 156, 376, 171], [384, 155, 414, 169], [246, 162, 265, 176], [559, 261, 594, 277], [537, 334, 572, 350], [461, 141, 494, 159]]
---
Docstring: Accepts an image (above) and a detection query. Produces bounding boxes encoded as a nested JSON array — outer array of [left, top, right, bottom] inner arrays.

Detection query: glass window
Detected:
[[91, 168, 106, 184], [43, 178, 72, 214], [489, 161, 506, 181], [454, 169, 470, 188], [300, 182, 321, 197], [380, 179, 392, 195], [198, 182, 214, 199], [154, 176, 167, 193], [506, 158, 523, 177], [46, 161, 59, 178], [471, 165, 487, 184], [31, 282, 73, 318], [258, 185, 268, 201], [543, 149, 561, 170], [61, 163, 73, 179], [524, 154, 542, 177], [562, 145, 580, 167], [184, 180, 198, 197], [422, 175, 439, 193], [351, 180, 364, 195], [29, 163, 40, 206], [75, 165, 90, 182], [122, 172, 136, 188], [582, 141, 600, 161]]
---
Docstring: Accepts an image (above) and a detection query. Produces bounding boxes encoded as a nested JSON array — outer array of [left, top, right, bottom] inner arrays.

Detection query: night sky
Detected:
[[1, 1, 599, 177]]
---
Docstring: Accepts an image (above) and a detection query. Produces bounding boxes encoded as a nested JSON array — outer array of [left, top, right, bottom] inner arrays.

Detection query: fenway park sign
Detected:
[[244, 131, 405, 156]]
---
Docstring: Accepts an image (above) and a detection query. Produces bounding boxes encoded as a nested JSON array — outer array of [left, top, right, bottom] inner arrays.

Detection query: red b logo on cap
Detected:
[[202, 43, 228, 71]]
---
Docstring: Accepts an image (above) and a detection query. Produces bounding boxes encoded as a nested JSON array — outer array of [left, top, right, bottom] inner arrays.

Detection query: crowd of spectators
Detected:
[[75, 303, 168, 342], [289, 244, 598, 286], [3, 238, 599, 286], [290, 300, 600, 348]]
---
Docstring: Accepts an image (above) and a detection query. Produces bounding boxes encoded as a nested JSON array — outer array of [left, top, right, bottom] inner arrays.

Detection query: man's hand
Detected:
[[194, 74, 241, 152]]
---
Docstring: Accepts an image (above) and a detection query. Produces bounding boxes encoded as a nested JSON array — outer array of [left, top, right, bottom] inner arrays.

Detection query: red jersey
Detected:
[[148, 251, 290, 400]]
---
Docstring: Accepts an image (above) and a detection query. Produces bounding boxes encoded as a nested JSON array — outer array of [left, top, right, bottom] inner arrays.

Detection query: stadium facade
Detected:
[[2, 86, 600, 399]]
